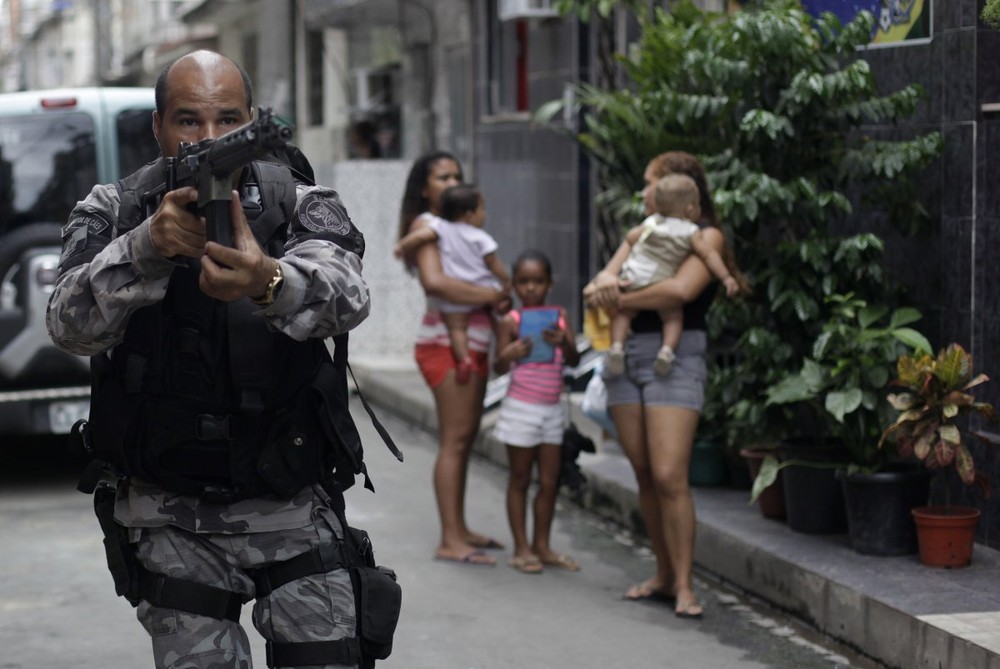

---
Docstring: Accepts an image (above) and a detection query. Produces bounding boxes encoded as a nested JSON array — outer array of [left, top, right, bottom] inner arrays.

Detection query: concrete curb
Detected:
[[351, 364, 1000, 669]]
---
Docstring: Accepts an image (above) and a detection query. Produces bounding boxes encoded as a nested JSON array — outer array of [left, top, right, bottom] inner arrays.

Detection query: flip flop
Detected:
[[624, 582, 675, 604], [539, 554, 581, 571], [674, 599, 704, 619], [508, 556, 544, 574], [434, 549, 496, 567], [468, 536, 505, 550]]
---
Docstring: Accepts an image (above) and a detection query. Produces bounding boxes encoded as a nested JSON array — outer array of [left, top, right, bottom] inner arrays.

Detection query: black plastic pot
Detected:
[[838, 465, 931, 556], [778, 438, 849, 534]]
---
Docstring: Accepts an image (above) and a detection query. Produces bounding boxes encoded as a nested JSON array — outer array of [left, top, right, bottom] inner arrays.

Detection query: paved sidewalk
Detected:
[[351, 362, 1000, 669]]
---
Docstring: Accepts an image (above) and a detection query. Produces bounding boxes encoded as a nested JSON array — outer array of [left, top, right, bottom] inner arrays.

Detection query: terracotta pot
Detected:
[[740, 448, 786, 520], [911, 506, 981, 568]]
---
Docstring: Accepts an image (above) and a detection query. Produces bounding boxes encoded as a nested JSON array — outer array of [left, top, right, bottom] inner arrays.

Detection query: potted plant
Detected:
[[879, 344, 998, 567], [690, 390, 731, 488], [753, 294, 933, 545]]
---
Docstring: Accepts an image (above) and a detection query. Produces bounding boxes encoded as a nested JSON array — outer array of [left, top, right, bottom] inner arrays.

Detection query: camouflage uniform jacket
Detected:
[[46, 174, 371, 534]]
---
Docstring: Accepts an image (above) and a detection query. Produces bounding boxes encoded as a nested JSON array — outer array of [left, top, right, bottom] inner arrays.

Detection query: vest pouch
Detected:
[[257, 420, 320, 499], [140, 401, 236, 496], [311, 362, 364, 487], [88, 351, 142, 477]]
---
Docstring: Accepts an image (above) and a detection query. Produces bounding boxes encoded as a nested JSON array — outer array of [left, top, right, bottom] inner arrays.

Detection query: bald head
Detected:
[[154, 50, 253, 117], [151, 50, 256, 157]]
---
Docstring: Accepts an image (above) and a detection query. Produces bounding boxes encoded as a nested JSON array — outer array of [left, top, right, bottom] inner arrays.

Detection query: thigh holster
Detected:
[[255, 520, 401, 669], [93, 484, 247, 622]]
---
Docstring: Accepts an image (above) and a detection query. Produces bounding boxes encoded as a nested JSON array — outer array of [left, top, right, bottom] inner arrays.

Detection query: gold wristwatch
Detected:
[[251, 260, 284, 306]]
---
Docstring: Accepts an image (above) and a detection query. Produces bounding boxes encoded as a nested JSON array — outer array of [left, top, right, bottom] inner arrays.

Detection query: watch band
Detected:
[[251, 260, 284, 306]]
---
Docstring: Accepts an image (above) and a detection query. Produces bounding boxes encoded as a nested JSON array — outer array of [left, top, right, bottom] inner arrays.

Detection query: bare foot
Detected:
[[434, 545, 496, 566], [466, 533, 505, 550], [536, 552, 580, 571], [508, 554, 544, 574], [624, 579, 675, 603], [673, 586, 703, 619]]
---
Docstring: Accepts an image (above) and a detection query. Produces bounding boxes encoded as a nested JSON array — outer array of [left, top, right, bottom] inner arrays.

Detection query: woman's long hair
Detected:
[[648, 151, 750, 295], [398, 151, 463, 240]]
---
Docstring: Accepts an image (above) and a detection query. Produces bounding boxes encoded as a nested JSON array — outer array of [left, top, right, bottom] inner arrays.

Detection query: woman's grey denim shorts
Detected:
[[602, 330, 707, 410]]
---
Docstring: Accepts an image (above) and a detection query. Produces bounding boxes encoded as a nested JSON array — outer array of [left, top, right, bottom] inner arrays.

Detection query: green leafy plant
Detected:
[[537, 1, 941, 454], [984, 0, 1000, 29], [879, 344, 998, 499], [749, 294, 931, 502]]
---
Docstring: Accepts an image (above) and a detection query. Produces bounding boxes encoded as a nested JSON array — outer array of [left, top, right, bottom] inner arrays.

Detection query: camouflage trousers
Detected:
[[132, 503, 357, 669]]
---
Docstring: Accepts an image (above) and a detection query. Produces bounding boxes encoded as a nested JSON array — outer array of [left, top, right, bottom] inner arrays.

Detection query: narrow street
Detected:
[[0, 399, 879, 669]]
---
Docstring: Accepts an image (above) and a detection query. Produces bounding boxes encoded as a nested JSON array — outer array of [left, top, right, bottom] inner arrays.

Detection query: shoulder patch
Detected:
[[298, 193, 351, 235], [63, 215, 109, 237]]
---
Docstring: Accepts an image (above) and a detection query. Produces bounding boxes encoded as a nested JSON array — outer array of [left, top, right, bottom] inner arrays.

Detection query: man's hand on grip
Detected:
[[150, 187, 205, 258], [200, 191, 276, 302]]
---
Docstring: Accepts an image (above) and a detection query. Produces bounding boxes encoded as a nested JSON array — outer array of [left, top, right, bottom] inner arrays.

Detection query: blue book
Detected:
[[519, 307, 560, 364]]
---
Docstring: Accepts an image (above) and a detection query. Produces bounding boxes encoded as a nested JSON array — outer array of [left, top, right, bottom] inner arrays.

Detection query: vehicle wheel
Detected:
[[0, 222, 85, 387], [0, 223, 63, 282]]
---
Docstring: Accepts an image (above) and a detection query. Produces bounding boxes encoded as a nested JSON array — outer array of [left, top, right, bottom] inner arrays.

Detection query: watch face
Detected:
[[270, 275, 284, 299]]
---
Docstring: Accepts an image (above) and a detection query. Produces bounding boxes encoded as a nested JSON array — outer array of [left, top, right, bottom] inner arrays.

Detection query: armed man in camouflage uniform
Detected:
[[46, 51, 394, 669]]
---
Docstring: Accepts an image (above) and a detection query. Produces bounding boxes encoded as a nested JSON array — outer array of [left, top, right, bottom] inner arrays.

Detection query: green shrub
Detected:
[[539, 0, 941, 449]]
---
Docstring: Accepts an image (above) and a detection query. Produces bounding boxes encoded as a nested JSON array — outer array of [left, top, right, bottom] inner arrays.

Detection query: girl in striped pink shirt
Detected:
[[493, 251, 581, 574]]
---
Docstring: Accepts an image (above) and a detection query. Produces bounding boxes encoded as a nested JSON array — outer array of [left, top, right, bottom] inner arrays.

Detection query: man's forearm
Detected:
[[257, 239, 371, 341], [47, 226, 173, 356]]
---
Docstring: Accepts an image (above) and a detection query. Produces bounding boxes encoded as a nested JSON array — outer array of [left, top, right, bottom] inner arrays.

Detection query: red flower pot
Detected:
[[911, 506, 981, 568]]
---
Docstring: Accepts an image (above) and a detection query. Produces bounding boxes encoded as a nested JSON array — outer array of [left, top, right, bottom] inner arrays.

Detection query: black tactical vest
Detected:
[[88, 159, 367, 500]]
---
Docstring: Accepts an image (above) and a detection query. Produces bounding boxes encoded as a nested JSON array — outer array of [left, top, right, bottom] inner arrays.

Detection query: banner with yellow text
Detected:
[[799, 1, 932, 47]]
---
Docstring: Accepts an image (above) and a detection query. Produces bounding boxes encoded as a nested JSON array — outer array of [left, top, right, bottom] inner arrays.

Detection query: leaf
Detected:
[[827, 388, 863, 423], [956, 444, 976, 485], [889, 307, 922, 329], [934, 440, 956, 467], [936, 344, 972, 388], [766, 375, 814, 405], [534, 99, 568, 124], [750, 456, 781, 504], [913, 428, 935, 459], [859, 305, 888, 329], [886, 392, 916, 410], [891, 328, 932, 356], [939, 424, 961, 445]]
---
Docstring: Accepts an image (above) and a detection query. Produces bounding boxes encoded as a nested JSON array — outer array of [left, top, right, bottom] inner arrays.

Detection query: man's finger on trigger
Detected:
[[167, 186, 197, 204], [229, 190, 250, 231]]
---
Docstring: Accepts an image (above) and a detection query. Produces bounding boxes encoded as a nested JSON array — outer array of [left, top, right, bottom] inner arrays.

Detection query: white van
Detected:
[[0, 87, 157, 435]]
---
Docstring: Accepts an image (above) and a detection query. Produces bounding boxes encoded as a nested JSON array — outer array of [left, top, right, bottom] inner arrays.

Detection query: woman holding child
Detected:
[[398, 152, 509, 566], [585, 151, 746, 619]]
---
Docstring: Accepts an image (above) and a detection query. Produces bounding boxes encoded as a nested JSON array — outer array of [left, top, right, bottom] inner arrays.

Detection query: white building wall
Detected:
[[322, 159, 423, 369], [63, 3, 94, 86]]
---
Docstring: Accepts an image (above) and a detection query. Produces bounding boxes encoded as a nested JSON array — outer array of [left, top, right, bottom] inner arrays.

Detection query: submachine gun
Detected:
[[165, 108, 293, 247]]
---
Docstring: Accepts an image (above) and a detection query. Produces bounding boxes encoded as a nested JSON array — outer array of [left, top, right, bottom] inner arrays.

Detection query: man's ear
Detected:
[[152, 110, 162, 145]]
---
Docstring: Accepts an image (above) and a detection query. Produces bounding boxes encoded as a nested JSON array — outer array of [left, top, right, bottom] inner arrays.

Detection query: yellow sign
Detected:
[[872, 0, 930, 45]]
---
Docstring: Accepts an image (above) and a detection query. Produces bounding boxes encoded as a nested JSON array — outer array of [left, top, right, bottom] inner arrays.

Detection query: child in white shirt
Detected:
[[394, 184, 510, 383]]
